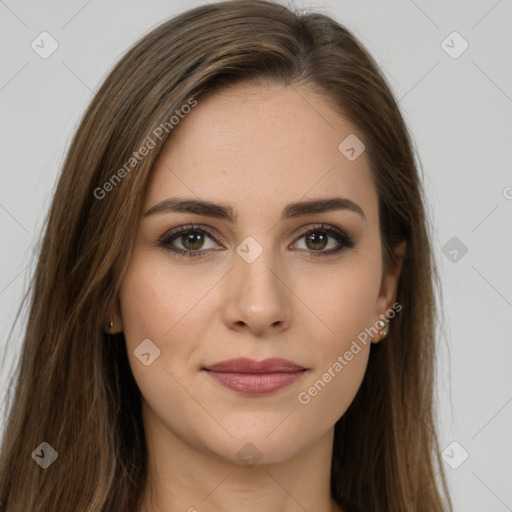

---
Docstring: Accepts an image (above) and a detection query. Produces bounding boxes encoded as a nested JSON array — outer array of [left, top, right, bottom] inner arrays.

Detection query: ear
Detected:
[[372, 240, 407, 343], [103, 302, 123, 334]]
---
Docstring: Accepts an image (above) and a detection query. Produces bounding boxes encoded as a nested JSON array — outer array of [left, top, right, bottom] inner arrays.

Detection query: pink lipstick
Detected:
[[202, 357, 307, 395]]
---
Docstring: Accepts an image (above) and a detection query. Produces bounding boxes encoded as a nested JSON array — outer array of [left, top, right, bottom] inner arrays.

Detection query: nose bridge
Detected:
[[224, 237, 291, 332], [235, 241, 282, 305]]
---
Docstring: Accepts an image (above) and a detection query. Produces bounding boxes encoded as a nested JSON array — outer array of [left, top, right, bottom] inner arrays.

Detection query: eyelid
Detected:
[[161, 224, 225, 245]]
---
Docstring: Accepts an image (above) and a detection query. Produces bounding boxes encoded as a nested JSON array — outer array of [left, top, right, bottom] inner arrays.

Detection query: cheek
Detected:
[[292, 255, 380, 420], [117, 257, 205, 431], [296, 254, 382, 345], [118, 253, 200, 384], [119, 250, 213, 350], [296, 344, 370, 425], [296, 272, 375, 421], [118, 250, 231, 407]]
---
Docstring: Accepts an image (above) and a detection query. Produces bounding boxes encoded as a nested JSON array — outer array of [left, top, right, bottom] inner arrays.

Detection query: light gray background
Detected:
[[1, 1, 511, 510]]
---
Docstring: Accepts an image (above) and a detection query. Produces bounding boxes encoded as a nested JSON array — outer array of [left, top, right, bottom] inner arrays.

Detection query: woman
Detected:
[[0, 0, 452, 510]]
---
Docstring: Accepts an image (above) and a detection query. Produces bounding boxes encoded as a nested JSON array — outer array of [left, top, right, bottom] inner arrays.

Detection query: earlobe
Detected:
[[376, 318, 389, 337], [103, 308, 123, 334], [372, 317, 390, 344]]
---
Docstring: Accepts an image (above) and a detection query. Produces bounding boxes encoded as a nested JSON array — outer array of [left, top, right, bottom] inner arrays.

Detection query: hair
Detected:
[[0, 1, 452, 510]]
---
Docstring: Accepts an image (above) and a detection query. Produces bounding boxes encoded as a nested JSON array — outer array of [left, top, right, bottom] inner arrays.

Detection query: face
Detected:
[[116, 83, 403, 465]]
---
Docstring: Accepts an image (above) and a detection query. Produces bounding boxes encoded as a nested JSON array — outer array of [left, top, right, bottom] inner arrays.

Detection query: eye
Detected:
[[291, 224, 355, 257], [157, 223, 355, 259], [158, 224, 221, 258]]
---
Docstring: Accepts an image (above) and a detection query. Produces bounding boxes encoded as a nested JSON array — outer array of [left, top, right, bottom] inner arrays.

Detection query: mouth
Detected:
[[202, 357, 308, 395]]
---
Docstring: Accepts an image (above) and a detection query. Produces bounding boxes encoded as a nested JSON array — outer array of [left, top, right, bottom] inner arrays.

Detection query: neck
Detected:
[[138, 400, 344, 512]]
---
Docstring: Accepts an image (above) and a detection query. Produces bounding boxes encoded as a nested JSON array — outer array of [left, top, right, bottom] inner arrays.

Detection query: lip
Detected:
[[202, 357, 308, 395], [203, 357, 306, 373]]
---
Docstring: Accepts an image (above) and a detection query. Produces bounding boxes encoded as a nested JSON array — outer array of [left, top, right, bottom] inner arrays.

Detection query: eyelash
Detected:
[[157, 223, 355, 259]]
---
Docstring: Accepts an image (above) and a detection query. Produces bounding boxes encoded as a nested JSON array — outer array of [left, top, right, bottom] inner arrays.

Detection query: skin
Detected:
[[109, 83, 406, 512]]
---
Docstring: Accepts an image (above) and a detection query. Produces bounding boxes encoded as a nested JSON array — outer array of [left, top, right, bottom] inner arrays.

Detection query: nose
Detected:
[[220, 247, 292, 337]]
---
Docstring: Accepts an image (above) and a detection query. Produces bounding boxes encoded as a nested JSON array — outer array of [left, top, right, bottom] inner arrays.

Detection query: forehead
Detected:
[[145, 84, 378, 223]]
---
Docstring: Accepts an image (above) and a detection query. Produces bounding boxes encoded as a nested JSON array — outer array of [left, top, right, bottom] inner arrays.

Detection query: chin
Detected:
[[198, 422, 311, 467]]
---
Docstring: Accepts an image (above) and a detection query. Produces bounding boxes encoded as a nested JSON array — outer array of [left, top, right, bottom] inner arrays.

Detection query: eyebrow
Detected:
[[144, 196, 365, 222]]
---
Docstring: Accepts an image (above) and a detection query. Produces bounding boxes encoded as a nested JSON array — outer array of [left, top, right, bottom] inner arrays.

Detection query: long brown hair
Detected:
[[0, 1, 452, 510]]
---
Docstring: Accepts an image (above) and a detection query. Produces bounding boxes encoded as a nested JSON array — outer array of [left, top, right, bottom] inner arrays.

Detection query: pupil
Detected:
[[307, 232, 327, 250], [183, 232, 204, 250]]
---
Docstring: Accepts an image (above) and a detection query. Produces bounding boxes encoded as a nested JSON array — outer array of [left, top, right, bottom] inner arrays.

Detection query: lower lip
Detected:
[[203, 370, 307, 395]]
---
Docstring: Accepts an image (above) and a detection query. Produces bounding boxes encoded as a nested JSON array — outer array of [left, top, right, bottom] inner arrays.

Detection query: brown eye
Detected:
[[180, 231, 206, 251], [304, 231, 329, 251], [159, 225, 221, 258], [292, 225, 355, 257], [158, 223, 354, 259]]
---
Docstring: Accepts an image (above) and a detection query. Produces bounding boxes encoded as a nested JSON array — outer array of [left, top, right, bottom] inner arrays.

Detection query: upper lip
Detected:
[[203, 357, 306, 373]]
